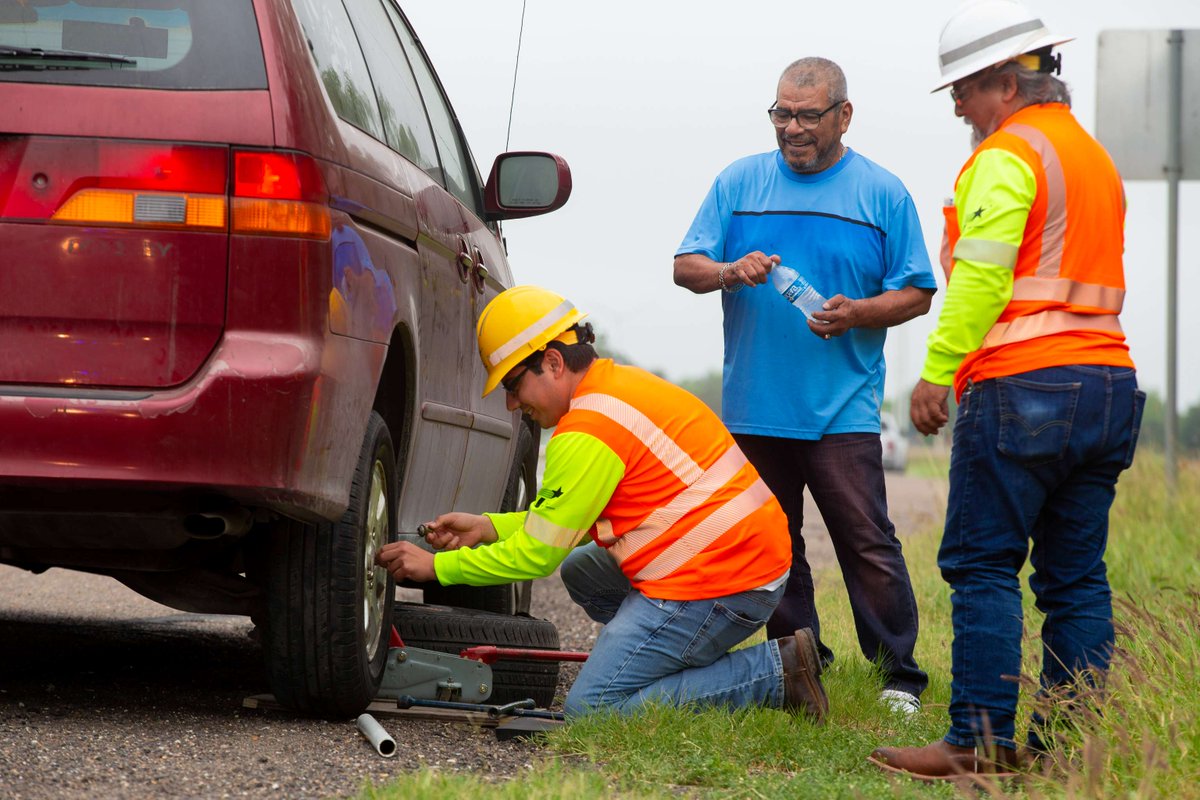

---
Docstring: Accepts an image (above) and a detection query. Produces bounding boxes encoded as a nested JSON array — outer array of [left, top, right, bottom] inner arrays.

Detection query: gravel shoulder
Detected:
[[0, 473, 944, 798]]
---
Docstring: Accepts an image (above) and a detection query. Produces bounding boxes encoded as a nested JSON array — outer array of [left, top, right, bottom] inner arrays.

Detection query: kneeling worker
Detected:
[[375, 285, 827, 720]]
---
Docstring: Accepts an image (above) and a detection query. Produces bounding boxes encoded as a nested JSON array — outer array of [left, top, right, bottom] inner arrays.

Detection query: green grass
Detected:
[[902, 441, 952, 479], [361, 453, 1200, 799]]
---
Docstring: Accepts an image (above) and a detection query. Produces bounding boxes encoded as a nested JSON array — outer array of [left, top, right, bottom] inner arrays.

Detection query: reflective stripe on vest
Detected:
[[607, 444, 749, 563], [1010, 276, 1125, 310], [1004, 123, 1068, 279], [571, 394, 703, 484], [633, 478, 773, 582], [982, 309, 1123, 349], [570, 391, 773, 583], [593, 518, 617, 546]]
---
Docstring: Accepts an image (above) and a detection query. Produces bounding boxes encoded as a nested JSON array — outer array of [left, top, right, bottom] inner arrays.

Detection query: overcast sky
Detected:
[[402, 0, 1200, 409]]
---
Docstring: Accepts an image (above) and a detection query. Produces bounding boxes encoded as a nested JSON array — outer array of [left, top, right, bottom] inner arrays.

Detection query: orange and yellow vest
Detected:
[[929, 103, 1133, 398], [435, 360, 791, 601], [556, 360, 791, 599]]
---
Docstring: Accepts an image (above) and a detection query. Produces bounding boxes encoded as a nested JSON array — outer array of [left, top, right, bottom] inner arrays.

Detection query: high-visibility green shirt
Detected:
[[921, 147, 1036, 386], [433, 430, 625, 586]]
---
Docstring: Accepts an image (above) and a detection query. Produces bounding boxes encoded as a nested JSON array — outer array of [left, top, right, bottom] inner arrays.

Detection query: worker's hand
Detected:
[[910, 378, 951, 436], [374, 541, 436, 582], [728, 251, 780, 289], [808, 294, 857, 339], [421, 512, 498, 551]]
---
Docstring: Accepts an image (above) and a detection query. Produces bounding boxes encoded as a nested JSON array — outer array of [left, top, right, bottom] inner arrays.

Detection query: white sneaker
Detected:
[[880, 689, 921, 716]]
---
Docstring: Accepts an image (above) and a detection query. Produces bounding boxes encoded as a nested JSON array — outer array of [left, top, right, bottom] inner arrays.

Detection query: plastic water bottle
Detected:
[[770, 265, 828, 322]]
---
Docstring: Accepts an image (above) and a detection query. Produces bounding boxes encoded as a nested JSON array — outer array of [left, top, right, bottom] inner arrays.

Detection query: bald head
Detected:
[[779, 57, 847, 103]]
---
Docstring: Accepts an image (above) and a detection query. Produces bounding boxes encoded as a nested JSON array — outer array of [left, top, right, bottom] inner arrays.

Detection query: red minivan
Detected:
[[0, 0, 570, 715]]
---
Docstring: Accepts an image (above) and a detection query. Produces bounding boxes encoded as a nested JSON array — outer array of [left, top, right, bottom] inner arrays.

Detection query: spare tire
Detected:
[[392, 602, 560, 708]]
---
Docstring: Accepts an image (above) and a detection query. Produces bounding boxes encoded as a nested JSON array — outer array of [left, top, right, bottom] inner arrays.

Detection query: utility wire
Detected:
[[505, 0, 528, 151]]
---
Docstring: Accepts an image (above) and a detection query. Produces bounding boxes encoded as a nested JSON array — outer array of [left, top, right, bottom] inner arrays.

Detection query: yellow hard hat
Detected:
[[476, 285, 587, 397]]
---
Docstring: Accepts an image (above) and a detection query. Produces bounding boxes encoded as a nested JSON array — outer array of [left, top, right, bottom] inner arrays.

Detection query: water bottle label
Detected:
[[783, 278, 807, 304]]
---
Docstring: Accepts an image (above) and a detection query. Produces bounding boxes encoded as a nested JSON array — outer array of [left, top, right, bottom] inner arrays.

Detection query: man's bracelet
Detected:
[[717, 262, 743, 293]]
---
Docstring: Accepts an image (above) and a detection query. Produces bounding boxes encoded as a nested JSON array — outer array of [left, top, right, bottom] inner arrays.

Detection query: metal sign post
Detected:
[[1097, 29, 1199, 494], [1165, 31, 1183, 494]]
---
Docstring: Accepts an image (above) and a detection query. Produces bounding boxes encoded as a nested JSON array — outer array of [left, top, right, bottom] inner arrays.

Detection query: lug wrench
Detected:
[[396, 694, 565, 721]]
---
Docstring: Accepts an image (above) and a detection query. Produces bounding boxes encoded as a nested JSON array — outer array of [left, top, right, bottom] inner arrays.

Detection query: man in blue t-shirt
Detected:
[[674, 57, 935, 714]]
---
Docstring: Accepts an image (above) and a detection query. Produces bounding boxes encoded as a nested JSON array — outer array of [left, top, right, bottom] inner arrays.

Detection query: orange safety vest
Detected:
[[941, 104, 1133, 398], [555, 360, 791, 600]]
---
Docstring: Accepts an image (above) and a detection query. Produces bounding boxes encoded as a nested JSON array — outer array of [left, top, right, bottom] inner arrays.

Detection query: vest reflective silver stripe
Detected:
[[953, 236, 1019, 269], [982, 309, 1123, 349], [607, 445, 749, 564], [632, 478, 774, 583], [939, 18, 1045, 69], [525, 511, 589, 549], [487, 299, 577, 367], [1010, 276, 1125, 311], [1003, 123, 1068, 279], [592, 518, 617, 546], [570, 393, 703, 484]]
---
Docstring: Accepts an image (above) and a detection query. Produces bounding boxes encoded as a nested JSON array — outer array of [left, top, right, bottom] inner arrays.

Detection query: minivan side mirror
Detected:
[[483, 152, 572, 221]]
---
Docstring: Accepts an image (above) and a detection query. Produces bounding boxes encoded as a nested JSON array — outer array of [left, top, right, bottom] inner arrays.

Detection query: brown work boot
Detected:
[[868, 740, 1022, 781], [778, 628, 828, 723]]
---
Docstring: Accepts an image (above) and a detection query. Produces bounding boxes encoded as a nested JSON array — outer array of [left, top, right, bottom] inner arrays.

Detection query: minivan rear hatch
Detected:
[[0, 0, 271, 389]]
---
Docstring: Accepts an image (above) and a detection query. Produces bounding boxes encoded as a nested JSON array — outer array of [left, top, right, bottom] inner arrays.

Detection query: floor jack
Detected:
[[371, 626, 590, 740]]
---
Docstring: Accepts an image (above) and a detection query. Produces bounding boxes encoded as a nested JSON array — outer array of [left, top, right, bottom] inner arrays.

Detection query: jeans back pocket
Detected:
[[996, 376, 1081, 467], [1122, 389, 1147, 469]]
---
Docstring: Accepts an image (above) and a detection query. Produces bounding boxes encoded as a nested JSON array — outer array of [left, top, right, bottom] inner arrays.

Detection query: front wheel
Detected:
[[261, 411, 396, 717]]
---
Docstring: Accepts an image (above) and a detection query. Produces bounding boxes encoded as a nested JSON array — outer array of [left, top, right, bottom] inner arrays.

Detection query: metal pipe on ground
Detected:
[[356, 713, 397, 757]]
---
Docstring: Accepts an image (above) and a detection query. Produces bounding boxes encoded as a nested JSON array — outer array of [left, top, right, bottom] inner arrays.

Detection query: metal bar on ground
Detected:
[[396, 694, 565, 721], [459, 645, 589, 664]]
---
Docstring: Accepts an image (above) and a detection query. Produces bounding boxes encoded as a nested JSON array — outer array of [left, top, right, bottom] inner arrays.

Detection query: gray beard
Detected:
[[785, 140, 841, 173]]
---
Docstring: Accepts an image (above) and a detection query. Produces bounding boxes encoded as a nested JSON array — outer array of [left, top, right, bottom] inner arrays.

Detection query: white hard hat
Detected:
[[933, 0, 1074, 92]]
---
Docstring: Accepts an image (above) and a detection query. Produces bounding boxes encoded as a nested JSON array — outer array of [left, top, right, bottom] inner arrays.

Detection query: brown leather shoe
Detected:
[[778, 627, 828, 723], [868, 740, 1021, 781]]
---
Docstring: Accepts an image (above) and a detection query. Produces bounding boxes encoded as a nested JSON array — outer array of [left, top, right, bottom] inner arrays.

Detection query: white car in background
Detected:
[[881, 412, 909, 472]]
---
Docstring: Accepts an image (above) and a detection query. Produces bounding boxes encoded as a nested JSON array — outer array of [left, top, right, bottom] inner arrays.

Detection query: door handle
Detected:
[[471, 248, 488, 293], [456, 238, 473, 283]]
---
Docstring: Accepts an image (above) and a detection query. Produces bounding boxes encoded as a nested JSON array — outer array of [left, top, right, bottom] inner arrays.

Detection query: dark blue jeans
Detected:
[[939, 365, 1144, 749], [559, 543, 788, 716], [734, 432, 928, 697]]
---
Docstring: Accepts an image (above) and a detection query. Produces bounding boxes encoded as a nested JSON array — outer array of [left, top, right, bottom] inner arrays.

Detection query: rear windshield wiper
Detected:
[[0, 45, 136, 71]]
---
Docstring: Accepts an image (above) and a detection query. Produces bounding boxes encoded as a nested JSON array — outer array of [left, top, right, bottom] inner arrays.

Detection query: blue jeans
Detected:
[[559, 542, 789, 716], [939, 365, 1144, 749], [734, 433, 928, 698]]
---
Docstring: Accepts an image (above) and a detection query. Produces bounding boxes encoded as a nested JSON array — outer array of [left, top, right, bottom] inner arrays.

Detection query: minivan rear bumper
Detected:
[[0, 329, 379, 523]]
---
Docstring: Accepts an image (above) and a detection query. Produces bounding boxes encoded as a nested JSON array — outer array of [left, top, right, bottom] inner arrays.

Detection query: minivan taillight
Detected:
[[0, 140, 229, 229], [0, 139, 330, 240], [54, 189, 226, 229], [231, 151, 330, 240]]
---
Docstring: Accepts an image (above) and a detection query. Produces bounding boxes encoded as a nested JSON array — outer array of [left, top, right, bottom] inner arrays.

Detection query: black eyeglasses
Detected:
[[949, 81, 977, 106], [949, 67, 1001, 105], [500, 366, 529, 396], [767, 100, 844, 129]]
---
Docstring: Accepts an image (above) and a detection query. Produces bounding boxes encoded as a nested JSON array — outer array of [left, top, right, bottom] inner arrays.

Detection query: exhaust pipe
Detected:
[[356, 713, 397, 758], [182, 507, 253, 539]]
